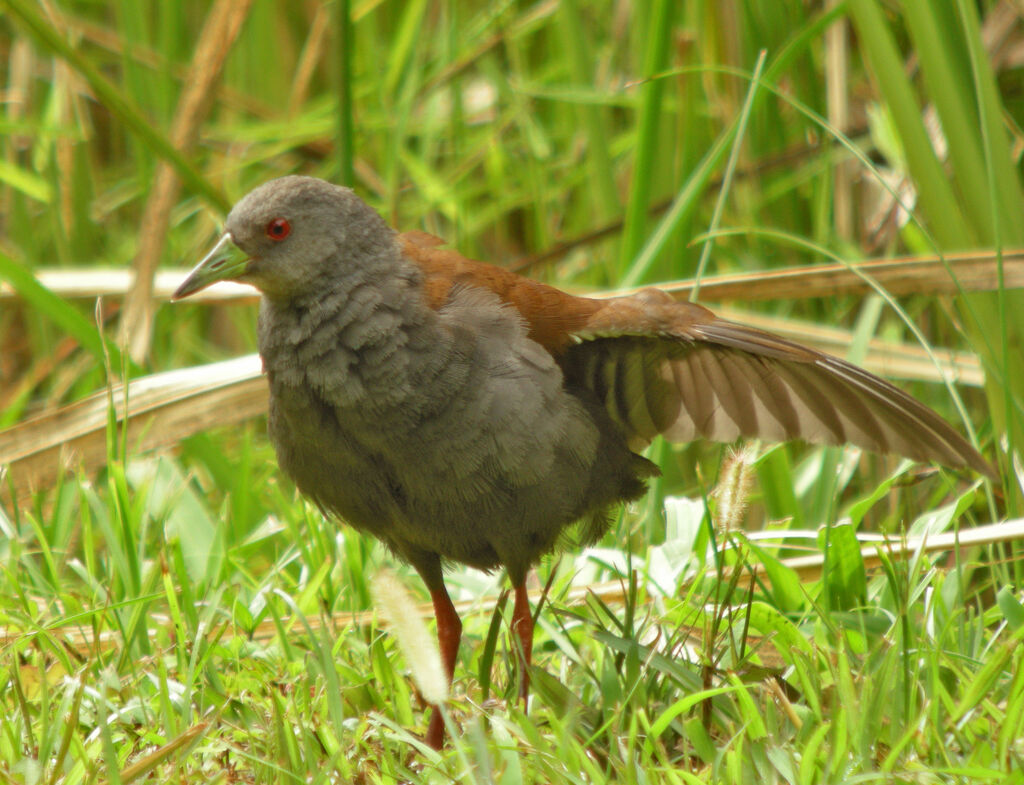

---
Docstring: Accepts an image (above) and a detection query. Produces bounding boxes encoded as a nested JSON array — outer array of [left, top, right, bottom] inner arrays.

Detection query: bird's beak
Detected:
[[172, 232, 252, 300]]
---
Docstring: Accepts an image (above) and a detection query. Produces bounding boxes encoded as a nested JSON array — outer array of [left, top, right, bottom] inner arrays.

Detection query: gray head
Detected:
[[173, 176, 394, 301]]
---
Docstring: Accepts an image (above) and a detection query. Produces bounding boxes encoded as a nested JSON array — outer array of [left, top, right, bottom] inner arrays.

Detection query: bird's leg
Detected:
[[425, 583, 461, 749], [430, 586, 463, 683], [511, 581, 534, 704]]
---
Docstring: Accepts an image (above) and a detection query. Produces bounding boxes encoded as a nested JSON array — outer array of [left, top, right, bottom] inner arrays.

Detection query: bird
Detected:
[[172, 175, 994, 748]]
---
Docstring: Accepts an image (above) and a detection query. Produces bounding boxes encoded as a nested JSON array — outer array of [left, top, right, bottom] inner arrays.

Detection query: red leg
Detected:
[[425, 585, 462, 749], [511, 582, 534, 704], [431, 586, 463, 682]]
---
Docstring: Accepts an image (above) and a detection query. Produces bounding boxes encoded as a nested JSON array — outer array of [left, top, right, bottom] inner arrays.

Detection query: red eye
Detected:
[[266, 217, 291, 241]]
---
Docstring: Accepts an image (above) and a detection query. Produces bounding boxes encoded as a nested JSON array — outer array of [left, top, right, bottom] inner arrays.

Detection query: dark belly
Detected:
[[266, 370, 658, 579]]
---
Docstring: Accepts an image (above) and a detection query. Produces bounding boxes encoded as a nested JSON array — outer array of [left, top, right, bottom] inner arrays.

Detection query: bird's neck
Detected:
[[257, 250, 446, 411]]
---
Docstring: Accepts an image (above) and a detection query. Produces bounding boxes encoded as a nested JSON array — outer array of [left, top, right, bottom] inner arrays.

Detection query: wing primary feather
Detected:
[[559, 316, 993, 478]]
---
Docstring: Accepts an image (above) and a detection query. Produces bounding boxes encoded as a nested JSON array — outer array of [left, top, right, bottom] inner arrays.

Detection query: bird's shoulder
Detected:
[[396, 232, 714, 355]]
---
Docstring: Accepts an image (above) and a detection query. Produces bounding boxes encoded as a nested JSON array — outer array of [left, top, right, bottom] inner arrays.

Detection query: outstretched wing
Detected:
[[400, 236, 993, 478], [561, 291, 994, 478]]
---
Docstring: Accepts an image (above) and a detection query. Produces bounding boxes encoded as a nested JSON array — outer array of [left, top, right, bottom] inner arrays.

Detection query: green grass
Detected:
[[1, 0, 1022, 781]]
